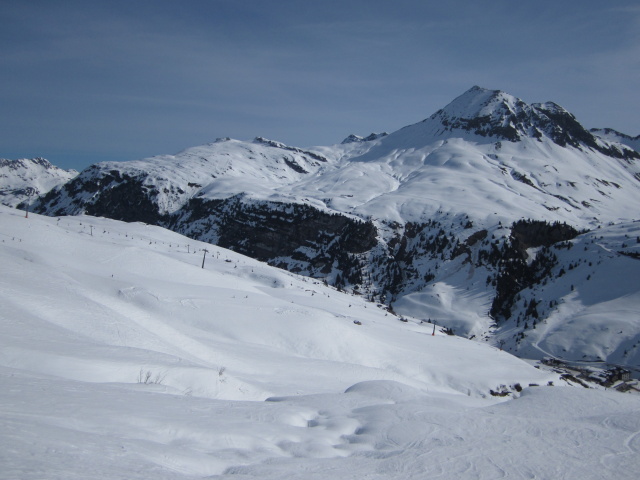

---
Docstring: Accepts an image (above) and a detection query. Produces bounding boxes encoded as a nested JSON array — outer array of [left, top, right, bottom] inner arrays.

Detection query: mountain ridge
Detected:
[[591, 127, 640, 153], [0, 157, 78, 208]]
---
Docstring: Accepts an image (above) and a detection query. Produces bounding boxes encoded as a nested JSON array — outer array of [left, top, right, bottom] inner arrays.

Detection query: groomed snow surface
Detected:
[[1, 206, 639, 479]]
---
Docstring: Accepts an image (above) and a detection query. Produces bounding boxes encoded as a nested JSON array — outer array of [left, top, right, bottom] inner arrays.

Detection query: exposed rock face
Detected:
[[172, 197, 377, 278], [510, 219, 580, 252], [84, 174, 166, 225], [341, 132, 389, 144], [483, 220, 582, 324], [38, 168, 167, 224]]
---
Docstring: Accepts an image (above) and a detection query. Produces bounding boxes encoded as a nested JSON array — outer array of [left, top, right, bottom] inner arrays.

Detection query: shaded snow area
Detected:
[[495, 222, 640, 364], [1, 206, 639, 479]]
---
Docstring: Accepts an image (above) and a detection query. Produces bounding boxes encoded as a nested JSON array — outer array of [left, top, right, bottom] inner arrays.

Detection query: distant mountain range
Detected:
[[0, 157, 77, 208], [3, 86, 639, 368], [590, 127, 640, 153]]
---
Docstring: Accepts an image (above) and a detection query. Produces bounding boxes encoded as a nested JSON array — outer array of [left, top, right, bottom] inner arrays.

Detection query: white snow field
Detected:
[[1, 205, 639, 479]]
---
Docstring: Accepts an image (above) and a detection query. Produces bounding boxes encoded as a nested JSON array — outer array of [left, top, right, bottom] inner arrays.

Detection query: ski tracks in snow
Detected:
[[599, 412, 640, 471]]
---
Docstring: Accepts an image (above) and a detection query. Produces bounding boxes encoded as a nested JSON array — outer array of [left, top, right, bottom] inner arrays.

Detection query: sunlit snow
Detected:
[[2, 206, 639, 479]]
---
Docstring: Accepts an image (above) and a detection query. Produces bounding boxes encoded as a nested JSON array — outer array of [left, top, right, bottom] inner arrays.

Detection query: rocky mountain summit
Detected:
[[424, 86, 637, 159], [341, 132, 389, 144]]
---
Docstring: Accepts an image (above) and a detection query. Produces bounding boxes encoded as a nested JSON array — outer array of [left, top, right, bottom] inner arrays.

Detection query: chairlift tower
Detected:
[[23, 187, 35, 218]]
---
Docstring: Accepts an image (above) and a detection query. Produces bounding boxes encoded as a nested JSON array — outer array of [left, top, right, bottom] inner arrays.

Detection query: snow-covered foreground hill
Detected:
[[1, 205, 639, 479]]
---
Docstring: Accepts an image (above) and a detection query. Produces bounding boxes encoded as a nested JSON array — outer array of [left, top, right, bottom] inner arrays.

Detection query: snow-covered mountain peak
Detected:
[[31, 137, 336, 219], [0, 156, 74, 173], [0, 157, 78, 208], [433, 85, 524, 122], [252, 136, 288, 148], [341, 132, 389, 144], [2, 156, 45, 170], [424, 86, 571, 144], [252, 136, 330, 163], [591, 128, 640, 153], [372, 87, 639, 161]]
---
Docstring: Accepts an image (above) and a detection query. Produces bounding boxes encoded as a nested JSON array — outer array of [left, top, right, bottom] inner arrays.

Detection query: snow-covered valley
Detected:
[[1, 205, 639, 479]]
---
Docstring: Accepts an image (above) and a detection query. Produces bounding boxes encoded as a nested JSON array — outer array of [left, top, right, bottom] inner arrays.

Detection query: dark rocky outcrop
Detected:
[[34, 168, 166, 224], [169, 196, 378, 280], [489, 220, 579, 322], [510, 219, 580, 253], [84, 176, 165, 224]]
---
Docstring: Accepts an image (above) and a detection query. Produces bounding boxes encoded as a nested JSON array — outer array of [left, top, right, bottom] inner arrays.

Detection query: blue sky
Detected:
[[1, 0, 638, 170]]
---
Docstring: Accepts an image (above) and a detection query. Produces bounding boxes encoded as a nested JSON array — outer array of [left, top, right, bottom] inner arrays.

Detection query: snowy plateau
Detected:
[[1, 86, 640, 478]]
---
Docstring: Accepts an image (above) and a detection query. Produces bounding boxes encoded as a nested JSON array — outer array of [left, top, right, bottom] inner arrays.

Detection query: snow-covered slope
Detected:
[[34, 137, 336, 219], [3, 205, 640, 479], [395, 219, 640, 364], [301, 87, 639, 227], [0, 206, 552, 399], [0, 157, 77, 208]]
